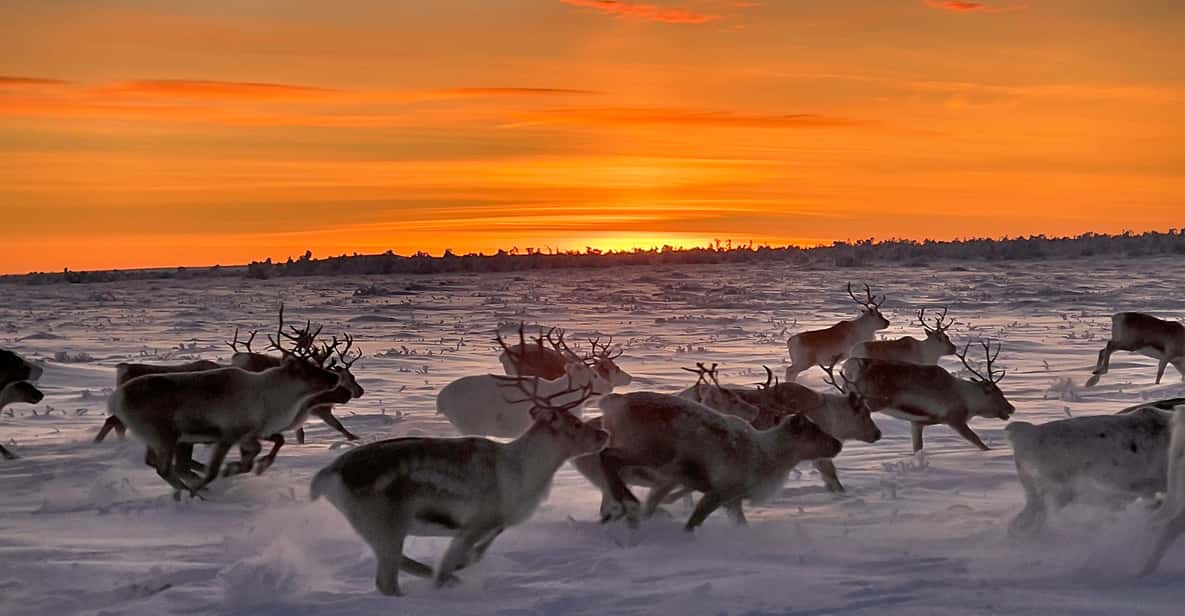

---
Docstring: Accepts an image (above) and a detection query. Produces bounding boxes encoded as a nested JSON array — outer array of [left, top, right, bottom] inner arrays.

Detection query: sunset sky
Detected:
[[2, 1, 1183, 273]]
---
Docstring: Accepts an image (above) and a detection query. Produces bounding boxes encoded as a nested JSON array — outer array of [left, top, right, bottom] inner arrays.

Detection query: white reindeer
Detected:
[[843, 340, 1015, 452], [1142, 405, 1185, 575], [109, 308, 352, 497], [1085, 312, 1185, 387], [310, 377, 609, 596], [1, 381, 44, 459], [785, 283, 889, 382], [850, 307, 957, 365], [572, 391, 842, 530], [436, 327, 616, 437]]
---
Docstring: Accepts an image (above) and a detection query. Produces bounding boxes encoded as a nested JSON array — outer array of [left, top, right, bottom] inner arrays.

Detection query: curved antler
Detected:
[[955, 339, 1005, 384], [847, 282, 885, 311]]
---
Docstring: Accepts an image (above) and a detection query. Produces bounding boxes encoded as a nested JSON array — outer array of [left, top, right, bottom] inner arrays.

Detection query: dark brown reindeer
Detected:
[[1085, 312, 1185, 387], [844, 339, 1015, 452], [785, 283, 890, 382], [108, 306, 351, 497]]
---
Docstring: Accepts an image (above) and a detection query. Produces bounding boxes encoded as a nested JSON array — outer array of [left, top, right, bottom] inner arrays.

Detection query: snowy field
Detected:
[[2, 256, 1184, 615]]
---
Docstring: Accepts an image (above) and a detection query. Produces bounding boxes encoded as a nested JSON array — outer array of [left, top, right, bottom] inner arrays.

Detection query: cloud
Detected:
[[924, 1, 1002, 12], [438, 87, 599, 97], [0, 76, 69, 87], [509, 106, 865, 129], [560, 0, 719, 24], [97, 79, 337, 100]]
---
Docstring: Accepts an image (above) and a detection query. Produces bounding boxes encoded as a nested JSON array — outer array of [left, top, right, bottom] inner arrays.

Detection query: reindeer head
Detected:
[[499, 372, 610, 456], [956, 339, 1014, 420], [772, 414, 843, 460], [586, 335, 631, 387], [818, 359, 882, 442], [0, 380, 43, 407], [0, 348, 42, 384], [848, 283, 889, 329], [918, 307, 957, 355]]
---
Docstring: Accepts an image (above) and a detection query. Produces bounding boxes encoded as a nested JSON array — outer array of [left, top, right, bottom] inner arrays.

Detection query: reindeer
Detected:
[[785, 283, 889, 382], [226, 326, 365, 444], [850, 307, 957, 365], [572, 391, 842, 530], [677, 363, 881, 493], [1142, 406, 1185, 576], [310, 376, 609, 596], [94, 359, 223, 443], [0, 348, 43, 386], [109, 306, 350, 497], [498, 324, 631, 387], [436, 326, 616, 438], [1085, 312, 1185, 387], [1, 381, 44, 459], [843, 340, 1015, 452]]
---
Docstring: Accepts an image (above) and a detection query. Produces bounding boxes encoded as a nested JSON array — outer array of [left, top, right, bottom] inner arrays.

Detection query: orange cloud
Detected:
[[560, 0, 718, 24], [510, 106, 864, 129], [0, 75, 69, 87], [97, 79, 337, 100], [924, 1, 1001, 12]]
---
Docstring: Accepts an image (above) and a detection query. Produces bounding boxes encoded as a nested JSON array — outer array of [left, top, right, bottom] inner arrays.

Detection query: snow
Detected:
[[1, 256, 1183, 614]]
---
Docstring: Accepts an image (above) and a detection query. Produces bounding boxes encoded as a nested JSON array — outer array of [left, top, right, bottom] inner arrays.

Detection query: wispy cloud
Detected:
[[560, 0, 719, 24], [923, 1, 1006, 13], [97, 79, 337, 100], [0, 76, 70, 87], [510, 106, 864, 129]]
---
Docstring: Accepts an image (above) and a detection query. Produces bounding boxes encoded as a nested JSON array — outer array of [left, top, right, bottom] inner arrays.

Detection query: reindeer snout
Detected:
[[868, 427, 883, 443], [30, 388, 45, 404]]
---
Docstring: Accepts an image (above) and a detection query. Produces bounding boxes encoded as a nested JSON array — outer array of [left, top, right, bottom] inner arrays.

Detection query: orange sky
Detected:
[[1, 0, 1183, 274]]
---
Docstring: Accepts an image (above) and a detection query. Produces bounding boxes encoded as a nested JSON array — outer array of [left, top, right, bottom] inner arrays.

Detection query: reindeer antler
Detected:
[[955, 339, 1005, 384], [755, 365, 778, 390], [587, 335, 623, 362], [494, 372, 594, 414], [681, 362, 721, 387], [918, 307, 956, 334], [227, 327, 258, 354], [266, 303, 323, 360], [847, 282, 885, 311]]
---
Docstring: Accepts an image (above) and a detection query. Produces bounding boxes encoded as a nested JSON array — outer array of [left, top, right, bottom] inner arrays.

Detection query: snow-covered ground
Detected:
[[2, 256, 1183, 615]]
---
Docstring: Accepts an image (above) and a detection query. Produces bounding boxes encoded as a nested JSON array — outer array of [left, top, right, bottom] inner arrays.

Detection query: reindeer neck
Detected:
[[503, 423, 572, 494]]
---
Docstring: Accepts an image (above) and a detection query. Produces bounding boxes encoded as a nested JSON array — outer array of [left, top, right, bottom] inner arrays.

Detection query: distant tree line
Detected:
[[7, 229, 1184, 285]]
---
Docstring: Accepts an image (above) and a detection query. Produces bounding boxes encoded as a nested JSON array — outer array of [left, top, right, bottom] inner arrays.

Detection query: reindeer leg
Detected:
[[435, 524, 500, 588], [185, 440, 233, 495], [950, 420, 990, 451], [723, 498, 747, 526], [814, 459, 845, 493], [94, 416, 123, 443], [1156, 358, 1170, 384], [222, 437, 262, 477], [295, 427, 306, 445], [0, 444, 17, 460], [317, 409, 360, 441], [597, 450, 642, 526], [911, 422, 925, 452], [151, 442, 194, 500], [173, 443, 204, 483], [685, 491, 727, 532], [1141, 515, 1185, 576], [255, 434, 285, 475], [374, 525, 409, 596], [1086, 342, 1116, 387], [642, 479, 680, 519]]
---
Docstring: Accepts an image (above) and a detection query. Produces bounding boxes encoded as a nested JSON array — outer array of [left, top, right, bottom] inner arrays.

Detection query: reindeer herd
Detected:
[[1, 285, 1184, 597]]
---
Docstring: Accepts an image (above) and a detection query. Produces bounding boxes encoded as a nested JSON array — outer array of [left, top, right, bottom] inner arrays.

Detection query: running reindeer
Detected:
[[678, 362, 880, 493], [844, 339, 1015, 452], [1085, 312, 1185, 387], [108, 306, 356, 497], [785, 283, 889, 382], [311, 372, 608, 596], [437, 325, 619, 437], [849, 307, 957, 365], [498, 324, 631, 387]]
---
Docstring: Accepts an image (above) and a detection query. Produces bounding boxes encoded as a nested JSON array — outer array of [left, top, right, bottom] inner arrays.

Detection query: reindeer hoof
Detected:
[[1084, 375, 1100, 387], [254, 459, 275, 475], [437, 573, 462, 588]]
